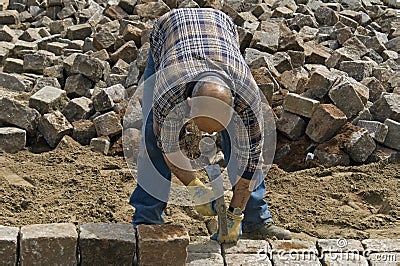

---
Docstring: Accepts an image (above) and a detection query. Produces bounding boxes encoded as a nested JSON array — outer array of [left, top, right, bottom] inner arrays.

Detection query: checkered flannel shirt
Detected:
[[150, 8, 264, 179]]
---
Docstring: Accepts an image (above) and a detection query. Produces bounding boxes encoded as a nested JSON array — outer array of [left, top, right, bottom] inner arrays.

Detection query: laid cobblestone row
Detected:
[[0, 223, 399, 265]]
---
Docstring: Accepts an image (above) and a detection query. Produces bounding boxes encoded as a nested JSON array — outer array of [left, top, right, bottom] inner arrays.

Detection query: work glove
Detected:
[[187, 178, 217, 216], [211, 210, 244, 244]]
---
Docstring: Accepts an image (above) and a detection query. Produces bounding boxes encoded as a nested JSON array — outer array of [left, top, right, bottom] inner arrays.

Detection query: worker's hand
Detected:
[[211, 210, 244, 244], [187, 178, 217, 216]]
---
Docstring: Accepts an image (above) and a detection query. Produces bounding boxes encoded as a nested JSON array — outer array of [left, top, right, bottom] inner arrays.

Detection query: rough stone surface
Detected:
[[79, 223, 136, 265], [90, 136, 110, 155], [369, 93, 400, 123], [23, 53, 54, 74], [345, 128, 376, 162], [277, 111, 307, 140], [29, 86, 68, 115], [362, 239, 400, 252], [223, 239, 269, 254], [38, 111, 73, 147], [322, 254, 368, 265], [383, 119, 400, 151], [66, 23, 92, 40], [329, 81, 367, 118], [64, 74, 93, 98], [0, 226, 19, 265], [134, 2, 170, 19], [93, 84, 126, 112], [225, 254, 272, 265], [137, 224, 189, 266], [71, 54, 104, 82], [302, 66, 337, 99], [20, 223, 78, 265], [0, 127, 26, 153], [306, 104, 347, 143], [110, 40, 138, 63], [272, 253, 321, 266], [0, 97, 40, 135], [0, 73, 31, 92], [186, 253, 224, 265], [317, 239, 364, 254], [283, 92, 320, 118], [93, 111, 122, 137], [357, 120, 388, 143], [72, 120, 97, 146], [62, 97, 94, 122], [339, 60, 374, 81], [122, 127, 141, 163], [0, 10, 20, 25], [188, 236, 221, 254], [368, 253, 400, 266]]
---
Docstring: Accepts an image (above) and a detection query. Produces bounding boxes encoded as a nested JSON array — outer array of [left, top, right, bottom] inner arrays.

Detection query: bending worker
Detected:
[[129, 8, 291, 243]]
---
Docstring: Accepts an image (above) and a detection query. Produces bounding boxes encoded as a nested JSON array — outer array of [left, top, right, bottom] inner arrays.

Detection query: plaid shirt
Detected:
[[150, 8, 264, 178]]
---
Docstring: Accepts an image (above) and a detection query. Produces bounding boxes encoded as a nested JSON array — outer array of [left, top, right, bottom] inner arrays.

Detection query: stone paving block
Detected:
[[137, 224, 189, 266], [0, 97, 40, 135], [20, 223, 78, 265], [223, 239, 270, 254], [3, 58, 24, 73], [122, 127, 141, 162], [303, 41, 332, 65], [369, 93, 400, 123], [0, 25, 15, 42], [368, 252, 400, 266], [188, 236, 221, 254], [62, 97, 94, 122], [79, 223, 135, 265], [302, 66, 337, 99], [66, 23, 92, 40], [93, 111, 122, 137], [339, 60, 374, 82], [329, 81, 366, 118], [322, 253, 368, 265], [29, 86, 68, 115], [71, 53, 104, 82], [39, 111, 73, 147], [225, 254, 272, 266], [186, 253, 224, 265], [19, 28, 42, 42], [33, 77, 61, 92], [13, 40, 38, 57], [23, 52, 54, 74], [383, 119, 400, 151], [272, 253, 321, 266], [314, 144, 351, 167], [279, 67, 308, 94], [90, 136, 110, 155], [367, 145, 400, 164], [250, 27, 279, 53], [317, 239, 364, 254], [64, 74, 93, 98], [283, 93, 320, 118], [306, 104, 347, 143], [0, 225, 19, 265], [357, 120, 388, 143], [0, 10, 20, 25], [277, 111, 307, 140], [93, 84, 126, 112], [110, 40, 138, 63], [0, 73, 31, 92], [270, 240, 318, 255], [46, 42, 69, 56], [0, 127, 26, 153], [345, 128, 376, 162], [72, 120, 96, 146], [93, 28, 116, 51], [362, 239, 400, 252], [123, 100, 143, 130]]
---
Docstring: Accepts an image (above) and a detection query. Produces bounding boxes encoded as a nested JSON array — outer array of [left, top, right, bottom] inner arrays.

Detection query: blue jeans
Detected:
[[129, 51, 273, 233]]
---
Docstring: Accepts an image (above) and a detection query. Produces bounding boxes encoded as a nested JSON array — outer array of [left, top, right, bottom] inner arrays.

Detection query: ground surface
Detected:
[[1, 138, 399, 242]]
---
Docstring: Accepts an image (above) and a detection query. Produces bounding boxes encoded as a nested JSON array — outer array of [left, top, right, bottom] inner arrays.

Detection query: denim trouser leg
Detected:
[[220, 129, 273, 233], [129, 51, 172, 226]]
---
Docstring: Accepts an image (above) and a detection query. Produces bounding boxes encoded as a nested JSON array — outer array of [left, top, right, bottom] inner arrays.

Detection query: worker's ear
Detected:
[[187, 97, 192, 106]]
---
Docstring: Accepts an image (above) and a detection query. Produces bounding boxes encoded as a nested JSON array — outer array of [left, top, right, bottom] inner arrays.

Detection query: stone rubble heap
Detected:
[[0, 0, 399, 169]]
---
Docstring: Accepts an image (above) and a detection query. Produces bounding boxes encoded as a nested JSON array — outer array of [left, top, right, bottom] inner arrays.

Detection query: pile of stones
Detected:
[[0, 0, 398, 169]]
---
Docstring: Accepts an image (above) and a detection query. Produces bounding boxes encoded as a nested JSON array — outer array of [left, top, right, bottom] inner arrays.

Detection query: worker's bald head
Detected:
[[189, 79, 234, 134]]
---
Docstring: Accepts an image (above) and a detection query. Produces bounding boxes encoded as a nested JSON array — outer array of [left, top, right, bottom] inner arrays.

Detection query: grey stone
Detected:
[[19, 28, 42, 42], [79, 223, 136, 265], [93, 28, 116, 51], [278, 67, 308, 94], [0, 127, 26, 153], [223, 239, 269, 254], [270, 240, 318, 254], [20, 223, 78, 265], [58, 4, 76, 19], [106, 74, 127, 87], [0, 10, 20, 25], [317, 239, 364, 254], [66, 23, 92, 40], [33, 77, 61, 92], [345, 128, 376, 162], [272, 253, 321, 266], [29, 86, 68, 115], [272, 52, 293, 73], [134, 2, 170, 19], [339, 60, 374, 82], [122, 127, 141, 162], [385, 36, 400, 52], [93, 84, 126, 112], [110, 40, 138, 63], [244, 48, 273, 69], [112, 59, 129, 75], [357, 120, 388, 143], [329, 81, 367, 118], [71, 54, 104, 82], [122, 24, 142, 46], [322, 254, 368, 266], [93, 111, 122, 137], [0, 98, 40, 135], [315, 6, 339, 26], [225, 254, 272, 266], [72, 120, 96, 146], [302, 66, 337, 99], [188, 236, 221, 254], [178, 0, 199, 8], [250, 24, 280, 53], [49, 19, 74, 34], [383, 119, 400, 151], [62, 97, 94, 122], [361, 77, 385, 103], [306, 104, 347, 143], [0, 46, 11, 65], [369, 93, 400, 123], [3, 58, 24, 73], [283, 93, 320, 118], [314, 145, 351, 167], [64, 74, 93, 98], [277, 111, 307, 140], [362, 239, 400, 252], [0, 226, 19, 266], [23, 53, 54, 74], [91, 49, 110, 61], [0, 73, 31, 92], [104, 5, 128, 20], [39, 111, 73, 147], [332, 27, 353, 45], [46, 42, 69, 56], [368, 253, 400, 266], [0, 25, 15, 42], [187, 253, 224, 265], [119, 0, 138, 13], [123, 100, 143, 130]]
